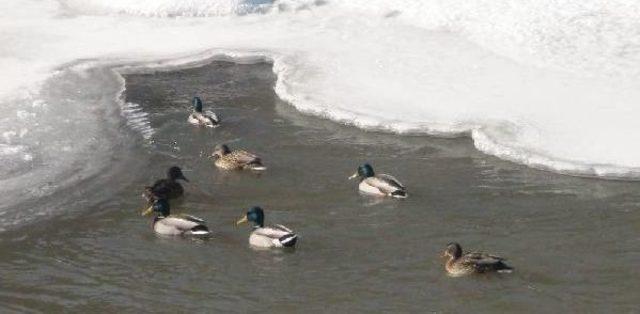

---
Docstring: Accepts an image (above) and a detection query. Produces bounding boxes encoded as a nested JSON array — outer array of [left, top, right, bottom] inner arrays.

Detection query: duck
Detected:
[[141, 199, 210, 236], [188, 96, 219, 128], [235, 206, 297, 248], [142, 166, 189, 203], [442, 242, 513, 276], [348, 163, 407, 198], [211, 144, 266, 171]]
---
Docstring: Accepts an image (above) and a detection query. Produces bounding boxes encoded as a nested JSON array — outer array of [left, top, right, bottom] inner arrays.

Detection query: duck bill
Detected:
[[348, 172, 358, 180], [141, 206, 154, 216], [235, 215, 248, 226], [179, 175, 189, 182]]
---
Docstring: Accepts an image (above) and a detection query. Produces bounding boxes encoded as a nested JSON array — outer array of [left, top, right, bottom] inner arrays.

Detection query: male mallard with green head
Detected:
[[188, 96, 219, 128], [142, 166, 189, 203], [349, 163, 407, 198], [211, 144, 266, 171], [442, 242, 513, 276], [236, 206, 297, 248], [141, 199, 210, 236]]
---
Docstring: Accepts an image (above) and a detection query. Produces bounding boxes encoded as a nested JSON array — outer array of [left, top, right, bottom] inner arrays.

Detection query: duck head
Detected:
[[443, 242, 463, 260], [211, 144, 231, 159], [167, 166, 189, 182], [192, 96, 203, 113], [236, 206, 265, 228], [141, 198, 170, 217], [348, 163, 375, 180]]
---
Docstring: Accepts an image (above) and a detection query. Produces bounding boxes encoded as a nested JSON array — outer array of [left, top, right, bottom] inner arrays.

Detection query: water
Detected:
[[0, 61, 638, 312]]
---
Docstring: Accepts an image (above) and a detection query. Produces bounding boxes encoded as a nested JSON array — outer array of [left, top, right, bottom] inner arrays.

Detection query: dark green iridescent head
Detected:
[[153, 199, 171, 217], [357, 163, 375, 178], [192, 97, 203, 113], [246, 206, 265, 227]]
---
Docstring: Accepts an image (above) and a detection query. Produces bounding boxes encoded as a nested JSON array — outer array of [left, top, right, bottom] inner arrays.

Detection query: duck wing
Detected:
[[203, 110, 219, 124], [253, 225, 293, 239], [377, 174, 405, 189], [462, 251, 511, 273], [464, 251, 506, 262], [163, 215, 203, 229], [229, 150, 261, 166], [253, 225, 297, 248], [174, 213, 206, 223], [364, 175, 406, 195], [273, 224, 293, 233], [161, 215, 210, 235]]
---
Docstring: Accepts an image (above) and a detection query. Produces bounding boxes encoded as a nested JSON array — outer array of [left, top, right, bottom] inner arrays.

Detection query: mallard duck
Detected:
[[211, 144, 266, 171], [442, 242, 513, 276], [142, 166, 189, 203], [235, 206, 297, 248], [348, 163, 407, 198], [141, 199, 210, 236], [188, 96, 219, 128]]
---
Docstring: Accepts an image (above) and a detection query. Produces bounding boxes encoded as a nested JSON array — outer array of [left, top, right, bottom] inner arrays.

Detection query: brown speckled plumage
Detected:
[[443, 242, 513, 276], [212, 144, 266, 171]]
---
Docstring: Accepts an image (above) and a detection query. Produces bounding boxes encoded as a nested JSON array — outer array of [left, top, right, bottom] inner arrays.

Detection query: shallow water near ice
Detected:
[[0, 61, 638, 312]]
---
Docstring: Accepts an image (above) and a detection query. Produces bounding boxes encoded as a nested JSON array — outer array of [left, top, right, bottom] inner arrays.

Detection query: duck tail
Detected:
[[189, 225, 211, 236], [279, 234, 298, 247], [248, 161, 267, 171], [206, 112, 220, 124], [496, 263, 514, 273], [391, 190, 408, 198]]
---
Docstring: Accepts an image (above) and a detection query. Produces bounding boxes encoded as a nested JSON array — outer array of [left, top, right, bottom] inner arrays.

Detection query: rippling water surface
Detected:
[[0, 61, 638, 313]]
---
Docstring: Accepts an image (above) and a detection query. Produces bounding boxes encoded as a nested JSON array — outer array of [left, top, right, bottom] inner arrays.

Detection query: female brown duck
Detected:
[[211, 144, 266, 171], [442, 242, 513, 276]]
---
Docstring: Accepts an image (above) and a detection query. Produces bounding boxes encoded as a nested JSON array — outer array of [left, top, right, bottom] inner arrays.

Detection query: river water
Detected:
[[0, 61, 638, 313]]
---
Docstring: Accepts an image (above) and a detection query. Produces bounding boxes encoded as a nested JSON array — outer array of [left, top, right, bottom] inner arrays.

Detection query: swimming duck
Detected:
[[442, 242, 513, 276], [142, 166, 189, 203], [235, 206, 297, 248], [188, 96, 219, 128], [211, 144, 266, 171], [141, 199, 210, 236], [348, 163, 407, 198]]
